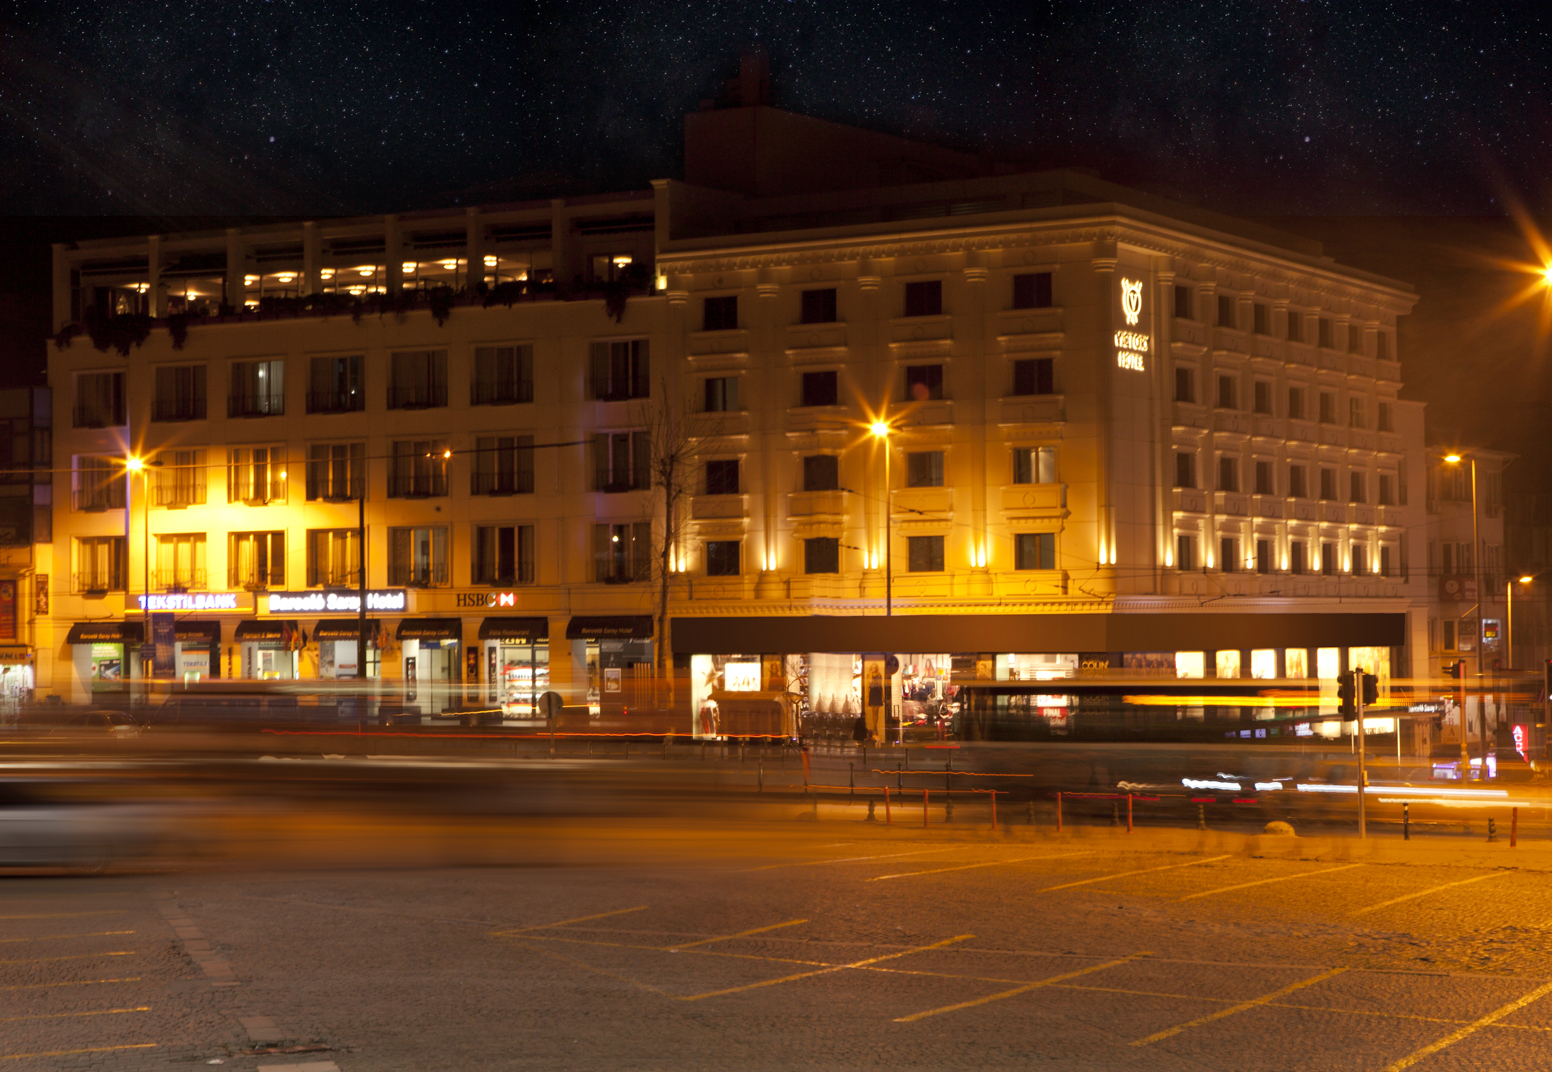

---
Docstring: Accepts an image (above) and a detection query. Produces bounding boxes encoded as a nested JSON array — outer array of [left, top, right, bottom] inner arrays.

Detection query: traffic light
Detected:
[[1337, 671, 1356, 717], [1447, 660, 1465, 680], [1362, 672, 1379, 707]]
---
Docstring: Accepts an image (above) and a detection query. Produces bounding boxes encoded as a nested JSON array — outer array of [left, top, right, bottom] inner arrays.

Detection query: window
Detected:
[[1173, 285, 1193, 319], [1318, 391, 1335, 423], [153, 534, 205, 591], [1352, 544, 1368, 575], [906, 451, 944, 488], [1321, 541, 1336, 576], [904, 280, 942, 317], [704, 376, 739, 412], [387, 350, 447, 409], [1290, 541, 1306, 574], [705, 459, 740, 495], [1349, 471, 1366, 503], [471, 345, 533, 405], [1013, 358, 1054, 395], [1216, 375, 1236, 409], [1318, 317, 1333, 348], [1286, 312, 1302, 343], [473, 525, 535, 585], [1289, 464, 1308, 499], [74, 371, 125, 428], [705, 540, 740, 577], [389, 526, 449, 587], [800, 288, 837, 324], [1014, 446, 1057, 485], [1012, 272, 1053, 309], [229, 359, 284, 417], [1380, 545, 1393, 577], [229, 531, 285, 589], [306, 530, 361, 587], [1218, 456, 1238, 493], [1256, 538, 1271, 574], [1348, 323, 1364, 354], [75, 536, 125, 592], [908, 535, 945, 572], [589, 339, 650, 400], [1253, 380, 1272, 415], [1253, 303, 1269, 335], [594, 522, 652, 583], [306, 443, 365, 502], [800, 370, 838, 407], [1176, 533, 1197, 570], [308, 354, 364, 413], [1444, 619, 1457, 650], [388, 440, 449, 498], [227, 446, 287, 504], [588, 253, 635, 283], [472, 436, 535, 495], [1376, 333, 1389, 360], [1378, 473, 1395, 506], [1319, 468, 1337, 500], [904, 364, 943, 401], [594, 431, 650, 492], [1174, 367, 1195, 403], [154, 449, 207, 507], [1287, 386, 1306, 420], [73, 456, 125, 511], [1254, 460, 1274, 495], [702, 295, 738, 332], [152, 365, 206, 421], [1220, 536, 1239, 572], [803, 455, 839, 491], [804, 536, 839, 574], [1175, 452, 1196, 489], [1377, 401, 1394, 432], [1016, 532, 1055, 571], [1348, 397, 1364, 428], [1217, 294, 1235, 328]]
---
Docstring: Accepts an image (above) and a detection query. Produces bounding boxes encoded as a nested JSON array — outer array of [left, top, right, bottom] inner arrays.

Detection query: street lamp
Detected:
[[1443, 452, 1481, 777], [869, 421, 894, 617], [125, 455, 162, 689], [1508, 574, 1534, 671]]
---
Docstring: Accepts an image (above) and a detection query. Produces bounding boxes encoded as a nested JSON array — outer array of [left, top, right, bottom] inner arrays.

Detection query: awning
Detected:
[[478, 617, 549, 641], [233, 619, 295, 642], [313, 620, 380, 643], [65, 621, 145, 645], [174, 621, 221, 644], [566, 615, 654, 640], [670, 613, 1408, 655], [0, 644, 33, 662], [396, 618, 462, 642]]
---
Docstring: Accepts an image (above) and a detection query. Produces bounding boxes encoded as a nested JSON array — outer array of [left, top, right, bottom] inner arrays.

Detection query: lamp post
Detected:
[[125, 456, 162, 689], [1444, 453, 1481, 777], [1508, 575, 1534, 671]]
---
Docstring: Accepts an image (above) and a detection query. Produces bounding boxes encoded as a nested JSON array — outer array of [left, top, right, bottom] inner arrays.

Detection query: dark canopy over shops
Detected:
[[566, 616, 653, 640], [396, 619, 462, 642], [478, 617, 549, 641], [65, 621, 144, 644], [233, 620, 294, 642]]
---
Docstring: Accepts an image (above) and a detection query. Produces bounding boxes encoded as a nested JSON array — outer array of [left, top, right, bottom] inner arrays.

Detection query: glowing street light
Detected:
[[1508, 574, 1536, 672]]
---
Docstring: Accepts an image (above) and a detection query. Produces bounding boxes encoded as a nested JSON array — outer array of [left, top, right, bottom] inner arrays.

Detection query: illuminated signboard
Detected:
[[455, 591, 518, 609], [1513, 723, 1529, 761], [1115, 276, 1149, 371], [265, 590, 408, 614], [137, 593, 241, 612], [723, 662, 761, 692]]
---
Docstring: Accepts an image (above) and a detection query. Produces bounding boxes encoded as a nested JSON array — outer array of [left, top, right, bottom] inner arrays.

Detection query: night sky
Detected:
[[2, 1, 1552, 216]]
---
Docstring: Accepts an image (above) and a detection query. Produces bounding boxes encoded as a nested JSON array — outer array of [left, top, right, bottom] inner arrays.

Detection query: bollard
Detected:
[[801, 747, 811, 793], [1127, 793, 1133, 834], [1197, 803, 1206, 830], [758, 762, 763, 793], [1488, 817, 1497, 842], [1511, 807, 1519, 848], [1111, 802, 1119, 827], [885, 786, 892, 825], [849, 762, 855, 797], [1056, 791, 1063, 833], [923, 789, 930, 829], [866, 799, 876, 822], [1403, 802, 1410, 841], [897, 765, 903, 790], [945, 798, 954, 824], [1026, 800, 1035, 826], [990, 790, 998, 832]]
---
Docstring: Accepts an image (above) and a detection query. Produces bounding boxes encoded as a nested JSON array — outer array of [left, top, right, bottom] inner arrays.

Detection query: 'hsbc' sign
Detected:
[[456, 591, 518, 608]]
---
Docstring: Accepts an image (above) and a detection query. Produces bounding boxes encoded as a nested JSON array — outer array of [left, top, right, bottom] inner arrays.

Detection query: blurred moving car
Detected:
[[52, 711, 142, 738], [0, 780, 162, 869]]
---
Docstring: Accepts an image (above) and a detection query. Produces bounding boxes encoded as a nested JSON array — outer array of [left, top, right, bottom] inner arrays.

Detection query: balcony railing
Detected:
[[71, 406, 124, 429], [72, 571, 122, 594], [72, 487, 125, 512], [228, 394, 285, 418], [386, 386, 448, 409], [470, 381, 534, 406], [306, 391, 365, 414], [471, 473, 535, 496], [388, 564, 449, 588], [228, 571, 283, 591], [229, 478, 287, 505], [387, 477, 447, 499], [151, 397, 207, 422], [153, 480, 207, 508], [153, 569, 206, 592]]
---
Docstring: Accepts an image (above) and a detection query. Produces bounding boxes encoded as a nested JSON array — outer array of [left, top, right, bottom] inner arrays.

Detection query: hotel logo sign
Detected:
[[1115, 276, 1149, 371], [265, 589, 408, 614]]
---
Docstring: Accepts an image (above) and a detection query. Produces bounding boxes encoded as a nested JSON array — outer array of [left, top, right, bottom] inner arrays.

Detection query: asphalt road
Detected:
[[4, 812, 1552, 1071]]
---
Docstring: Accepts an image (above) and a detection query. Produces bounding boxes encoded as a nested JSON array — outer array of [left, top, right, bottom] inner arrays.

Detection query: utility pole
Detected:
[[1355, 667, 1367, 840]]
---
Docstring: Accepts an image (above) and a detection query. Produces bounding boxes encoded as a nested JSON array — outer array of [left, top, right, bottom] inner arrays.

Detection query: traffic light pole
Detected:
[[1355, 668, 1366, 840]]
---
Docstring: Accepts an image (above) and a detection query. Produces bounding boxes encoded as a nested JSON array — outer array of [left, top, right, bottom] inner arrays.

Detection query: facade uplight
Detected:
[[484, 254, 498, 268]]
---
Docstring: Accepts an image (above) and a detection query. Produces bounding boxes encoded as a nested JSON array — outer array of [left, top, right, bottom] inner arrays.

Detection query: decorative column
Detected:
[[963, 254, 992, 597]]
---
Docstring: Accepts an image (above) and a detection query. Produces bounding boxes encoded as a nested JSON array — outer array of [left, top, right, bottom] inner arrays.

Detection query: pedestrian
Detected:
[[851, 714, 869, 747]]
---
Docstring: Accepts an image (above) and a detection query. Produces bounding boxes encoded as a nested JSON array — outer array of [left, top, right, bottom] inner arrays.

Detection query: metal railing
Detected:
[[306, 391, 365, 414], [386, 386, 448, 409], [153, 480, 207, 508], [151, 397, 207, 422], [71, 487, 125, 512], [389, 564, 450, 587], [470, 381, 534, 405], [227, 394, 285, 418], [153, 569, 206, 591], [72, 571, 123, 593]]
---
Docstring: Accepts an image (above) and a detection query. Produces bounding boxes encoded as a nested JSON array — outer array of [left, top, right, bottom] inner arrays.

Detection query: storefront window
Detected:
[[90, 643, 123, 692], [1250, 649, 1277, 679], [1175, 652, 1206, 679], [1284, 649, 1308, 679], [1215, 650, 1241, 679], [1316, 647, 1341, 680]]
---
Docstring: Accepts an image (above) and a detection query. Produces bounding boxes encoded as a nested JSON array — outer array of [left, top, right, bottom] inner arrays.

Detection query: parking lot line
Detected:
[[745, 848, 958, 872], [1039, 856, 1232, 892], [0, 977, 141, 991], [871, 851, 1098, 881], [0, 951, 136, 965], [1179, 863, 1365, 901], [0, 911, 125, 921], [894, 952, 1150, 1023], [1131, 967, 1348, 1046], [681, 934, 974, 1002], [1382, 977, 1552, 1071], [1350, 873, 1505, 917], [489, 906, 648, 936], [665, 919, 808, 951], [0, 930, 135, 944], [525, 943, 682, 999], [0, 1044, 156, 1061], [0, 1006, 150, 1024]]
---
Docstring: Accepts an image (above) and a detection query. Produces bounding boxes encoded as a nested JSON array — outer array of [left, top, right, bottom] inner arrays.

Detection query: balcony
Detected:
[[471, 473, 535, 496], [787, 490, 847, 519], [228, 572, 283, 591], [387, 386, 448, 410], [153, 569, 206, 592], [470, 381, 533, 406], [232, 480, 287, 506], [71, 488, 125, 512], [71, 406, 124, 429], [390, 564, 450, 588], [72, 571, 122, 595], [151, 397, 206, 422], [1003, 484, 1066, 518], [691, 494, 746, 520], [153, 480, 207, 508], [306, 391, 365, 415], [227, 394, 285, 419]]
